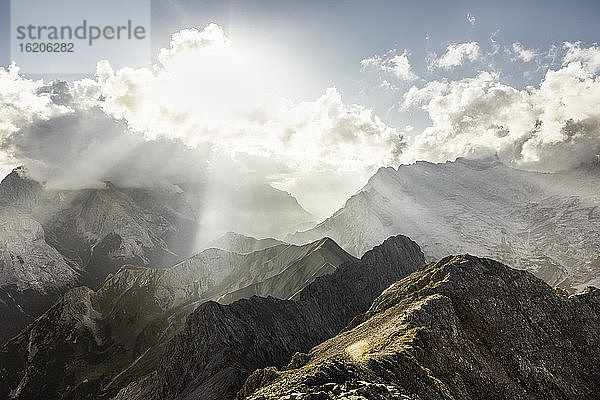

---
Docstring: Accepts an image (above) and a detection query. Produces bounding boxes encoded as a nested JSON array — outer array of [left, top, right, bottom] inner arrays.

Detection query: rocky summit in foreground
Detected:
[[114, 235, 425, 400], [240, 255, 600, 400]]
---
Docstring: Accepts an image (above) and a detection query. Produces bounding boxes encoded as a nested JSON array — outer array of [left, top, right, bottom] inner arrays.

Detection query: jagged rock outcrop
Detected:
[[0, 207, 78, 292], [240, 255, 600, 400], [0, 167, 43, 208], [289, 158, 600, 292], [0, 206, 80, 346], [114, 235, 425, 400], [0, 237, 356, 400]]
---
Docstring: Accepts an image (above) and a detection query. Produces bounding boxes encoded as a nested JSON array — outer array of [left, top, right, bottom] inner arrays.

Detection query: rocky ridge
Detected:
[[114, 235, 425, 400], [240, 254, 600, 400], [0, 237, 356, 399], [207, 232, 286, 254]]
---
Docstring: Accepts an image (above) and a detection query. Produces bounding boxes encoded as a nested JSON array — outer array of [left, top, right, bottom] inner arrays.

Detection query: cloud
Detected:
[[0, 69, 210, 189], [0, 64, 72, 177], [361, 50, 418, 81], [563, 41, 600, 73], [400, 80, 449, 110], [402, 47, 600, 171], [96, 26, 404, 171], [512, 42, 538, 62], [388, 53, 419, 81], [0, 24, 404, 218], [0, 64, 69, 139], [431, 42, 480, 69]]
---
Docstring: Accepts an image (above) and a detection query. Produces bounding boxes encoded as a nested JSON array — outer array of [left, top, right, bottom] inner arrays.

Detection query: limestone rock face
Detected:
[[241, 255, 600, 400], [0, 204, 79, 347], [289, 158, 600, 292], [114, 235, 425, 400]]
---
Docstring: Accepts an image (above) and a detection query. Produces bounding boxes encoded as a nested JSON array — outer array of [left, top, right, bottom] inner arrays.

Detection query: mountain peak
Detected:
[[111, 237, 425, 400], [288, 156, 600, 291], [0, 166, 43, 207], [241, 255, 600, 400]]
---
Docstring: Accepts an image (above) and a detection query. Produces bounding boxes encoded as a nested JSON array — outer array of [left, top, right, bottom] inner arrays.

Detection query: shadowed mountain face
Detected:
[[240, 255, 600, 400], [113, 235, 425, 400], [0, 168, 314, 344], [0, 237, 355, 400], [289, 158, 600, 292]]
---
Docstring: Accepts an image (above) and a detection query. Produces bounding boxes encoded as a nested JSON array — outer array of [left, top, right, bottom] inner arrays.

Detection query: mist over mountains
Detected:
[[0, 156, 598, 400], [0, 167, 314, 344], [2, 27, 600, 220]]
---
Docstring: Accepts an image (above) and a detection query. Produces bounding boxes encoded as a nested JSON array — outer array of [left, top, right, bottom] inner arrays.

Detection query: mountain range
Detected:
[[240, 254, 600, 399], [0, 235, 356, 399], [113, 235, 425, 400], [290, 158, 600, 292], [0, 167, 315, 344], [0, 158, 598, 400]]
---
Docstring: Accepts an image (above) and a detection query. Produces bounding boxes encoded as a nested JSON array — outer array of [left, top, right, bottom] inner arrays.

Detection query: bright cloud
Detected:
[[0, 24, 404, 218], [0, 65, 73, 177], [432, 42, 480, 69], [512, 42, 538, 62], [96, 27, 404, 174], [403, 47, 600, 171], [361, 50, 418, 81], [400, 80, 449, 110], [563, 41, 600, 73]]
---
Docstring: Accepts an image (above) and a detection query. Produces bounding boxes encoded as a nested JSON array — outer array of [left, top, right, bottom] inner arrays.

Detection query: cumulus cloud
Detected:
[[512, 42, 538, 62], [431, 42, 480, 69], [361, 50, 418, 81], [563, 41, 600, 73], [400, 80, 449, 110], [402, 46, 600, 171], [0, 65, 69, 139], [0, 64, 72, 178], [96, 26, 404, 174], [0, 24, 404, 218]]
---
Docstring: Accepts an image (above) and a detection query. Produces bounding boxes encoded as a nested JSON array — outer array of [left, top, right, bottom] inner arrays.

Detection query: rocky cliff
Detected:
[[240, 255, 600, 400], [289, 158, 600, 292], [0, 237, 356, 399], [114, 235, 425, 400]]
